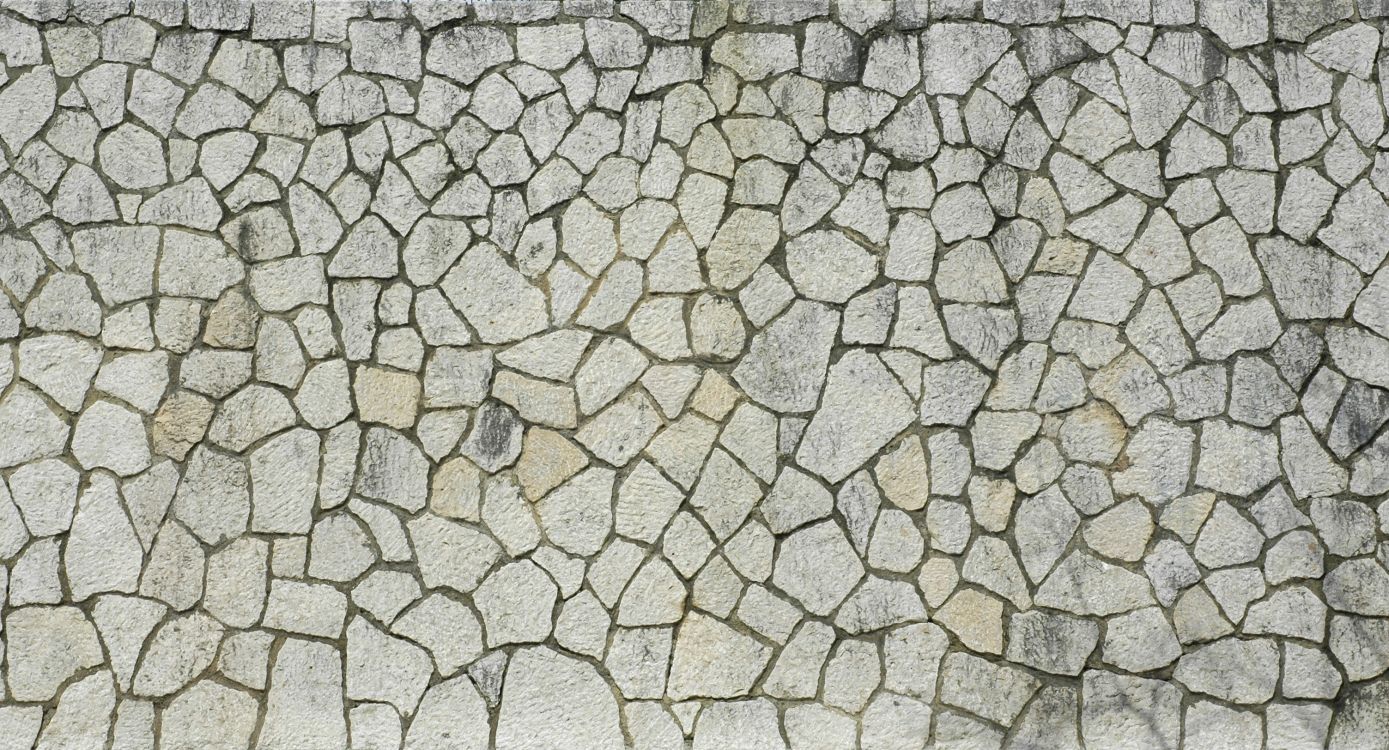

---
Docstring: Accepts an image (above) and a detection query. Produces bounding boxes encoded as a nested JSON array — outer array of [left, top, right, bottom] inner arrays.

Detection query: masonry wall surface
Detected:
[[0, 0, 1387, 748]]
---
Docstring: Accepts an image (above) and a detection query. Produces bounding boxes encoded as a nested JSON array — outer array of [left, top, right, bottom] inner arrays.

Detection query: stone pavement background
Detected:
[[0, 0, 1387, 747]]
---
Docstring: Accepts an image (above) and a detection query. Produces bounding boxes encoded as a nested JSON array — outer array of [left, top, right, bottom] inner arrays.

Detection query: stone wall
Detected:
[[0, 0, 1387, 747]]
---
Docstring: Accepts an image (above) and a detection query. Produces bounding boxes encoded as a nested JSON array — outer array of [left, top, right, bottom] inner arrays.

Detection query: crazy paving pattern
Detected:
[[2, 0, 1389, 748]]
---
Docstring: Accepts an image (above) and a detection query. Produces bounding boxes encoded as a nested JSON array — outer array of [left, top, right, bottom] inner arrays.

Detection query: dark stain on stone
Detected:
[[469, 401, 519, 464]]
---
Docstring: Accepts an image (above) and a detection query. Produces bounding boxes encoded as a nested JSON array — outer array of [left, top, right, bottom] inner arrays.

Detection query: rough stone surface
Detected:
[[2, 4, 1385, 745]]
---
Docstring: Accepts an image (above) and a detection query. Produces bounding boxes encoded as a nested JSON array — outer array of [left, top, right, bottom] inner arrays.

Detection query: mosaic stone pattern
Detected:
[[1, 0, 1389, 747]]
